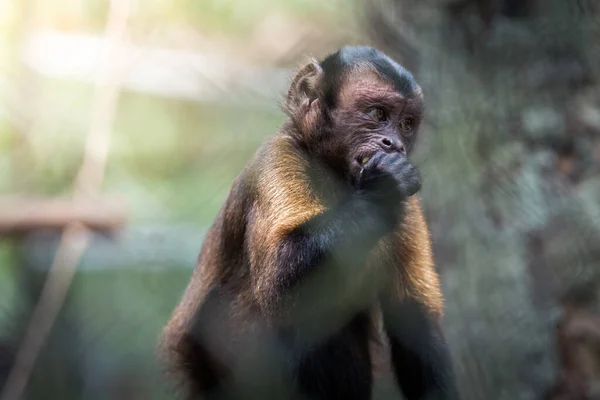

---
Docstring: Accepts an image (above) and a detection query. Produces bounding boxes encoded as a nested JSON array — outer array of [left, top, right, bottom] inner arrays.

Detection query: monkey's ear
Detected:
[[285, 60, 323, 114]]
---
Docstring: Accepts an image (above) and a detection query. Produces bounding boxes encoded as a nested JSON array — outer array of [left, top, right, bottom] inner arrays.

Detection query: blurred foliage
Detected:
[[1, 0, 599, 399], [2, 78, 284, 224], [0, 0, 359, 398], [12, 0, 357, 40]]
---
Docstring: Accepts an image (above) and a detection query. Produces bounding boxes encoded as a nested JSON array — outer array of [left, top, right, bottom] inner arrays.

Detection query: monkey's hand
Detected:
[[358, 151, 421, 204]]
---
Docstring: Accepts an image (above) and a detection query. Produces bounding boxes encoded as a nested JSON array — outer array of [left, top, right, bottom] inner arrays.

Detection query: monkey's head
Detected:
[[284, 45, 424, 185]]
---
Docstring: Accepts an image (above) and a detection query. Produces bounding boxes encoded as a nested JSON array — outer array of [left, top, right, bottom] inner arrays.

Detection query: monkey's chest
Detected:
[[368, 303, 393, 374], [338, 254, 390, 307]]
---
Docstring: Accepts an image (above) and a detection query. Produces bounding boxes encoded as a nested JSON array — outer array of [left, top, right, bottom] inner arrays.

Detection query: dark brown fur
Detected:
[[160, 46, 454, 400]]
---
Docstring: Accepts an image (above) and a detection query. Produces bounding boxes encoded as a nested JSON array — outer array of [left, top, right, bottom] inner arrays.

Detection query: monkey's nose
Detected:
[[379, 137, 406, 155]]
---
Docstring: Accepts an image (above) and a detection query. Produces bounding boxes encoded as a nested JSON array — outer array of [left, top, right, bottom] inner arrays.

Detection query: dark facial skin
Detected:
[[307, 46, 425, 212], [334, 72, 423, 202]]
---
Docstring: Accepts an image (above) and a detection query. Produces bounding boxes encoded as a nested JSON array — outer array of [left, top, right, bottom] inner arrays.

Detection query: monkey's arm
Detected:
[[382, 296, 457, 400], [249, 137, 396, 326], [382, 197, 459, 400]]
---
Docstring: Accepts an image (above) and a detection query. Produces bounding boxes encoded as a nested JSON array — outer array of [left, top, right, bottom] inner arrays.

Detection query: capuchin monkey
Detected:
[[160, 45, 458, 400]]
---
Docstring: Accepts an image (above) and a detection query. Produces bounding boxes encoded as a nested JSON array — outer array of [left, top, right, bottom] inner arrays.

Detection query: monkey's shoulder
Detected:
[[237, 133, 336, 204], [244, 134, 312, 178]]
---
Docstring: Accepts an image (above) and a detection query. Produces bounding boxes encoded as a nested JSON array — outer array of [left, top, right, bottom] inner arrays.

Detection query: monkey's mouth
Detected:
[[357, 155, 371, 166], [355, 150, 377, 167]]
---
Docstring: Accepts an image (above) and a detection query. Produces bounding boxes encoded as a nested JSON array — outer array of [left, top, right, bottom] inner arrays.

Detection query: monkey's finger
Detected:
[[397, 167, 422, 197]]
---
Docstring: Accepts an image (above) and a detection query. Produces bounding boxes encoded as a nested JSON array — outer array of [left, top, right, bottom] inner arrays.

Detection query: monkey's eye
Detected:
[[399, 118, 414, 134], [367, 108, 386, 122]]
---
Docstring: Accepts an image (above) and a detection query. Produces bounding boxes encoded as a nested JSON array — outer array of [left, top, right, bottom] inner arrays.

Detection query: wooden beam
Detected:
[[0, 196, 127, 237]]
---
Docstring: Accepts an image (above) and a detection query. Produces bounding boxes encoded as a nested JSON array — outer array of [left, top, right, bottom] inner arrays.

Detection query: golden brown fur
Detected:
[[159, 46, 453, 400], [160, 137, 442, 393]]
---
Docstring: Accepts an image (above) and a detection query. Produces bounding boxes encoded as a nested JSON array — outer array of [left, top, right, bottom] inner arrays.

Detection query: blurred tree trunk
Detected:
[[366, 0, 600, 398]]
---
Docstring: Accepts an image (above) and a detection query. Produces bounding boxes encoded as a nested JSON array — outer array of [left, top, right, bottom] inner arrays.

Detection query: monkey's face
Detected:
[[324, 69, 424, 185], [285, 47, 424, 187]]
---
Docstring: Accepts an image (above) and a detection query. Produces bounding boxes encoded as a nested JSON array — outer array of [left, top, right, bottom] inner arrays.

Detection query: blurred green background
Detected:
[[0, 1, 360, 398], [2, 0, 600, 399]]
